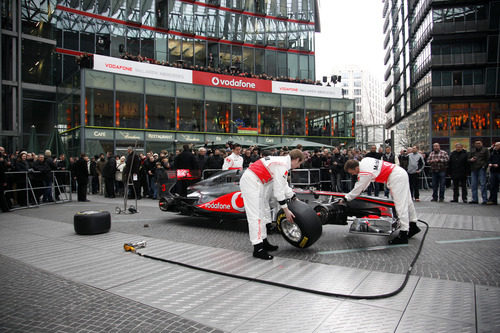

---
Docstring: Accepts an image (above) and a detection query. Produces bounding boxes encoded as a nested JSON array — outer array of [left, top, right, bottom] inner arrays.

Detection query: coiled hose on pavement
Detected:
[[131, 220, 429, 300]]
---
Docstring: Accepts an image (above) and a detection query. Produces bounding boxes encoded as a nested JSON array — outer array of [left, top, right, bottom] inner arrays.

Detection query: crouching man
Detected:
[[342, 158, 421, 244], [240, 149, 304, 259]]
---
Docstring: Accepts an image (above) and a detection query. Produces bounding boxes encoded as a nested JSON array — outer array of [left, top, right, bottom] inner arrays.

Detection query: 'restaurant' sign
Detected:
[[93, 55, 342, 99]]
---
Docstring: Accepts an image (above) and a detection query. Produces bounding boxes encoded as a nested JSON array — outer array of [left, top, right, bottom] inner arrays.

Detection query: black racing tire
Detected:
[[276, 200, 322, 248], [74, 210, 111, 235]]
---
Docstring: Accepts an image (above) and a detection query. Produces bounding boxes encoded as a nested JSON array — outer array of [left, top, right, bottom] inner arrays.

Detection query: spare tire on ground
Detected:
[[74, 210, 111, 235], [276, 199, 322, 248]]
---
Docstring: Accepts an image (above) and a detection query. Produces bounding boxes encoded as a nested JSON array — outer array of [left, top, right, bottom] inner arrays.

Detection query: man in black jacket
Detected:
[[330, 147, 345, 192], [33, 154, 52, 203], [103, 152, 116, 198], [206, 148, 223, 170], [74, 154, 90, 202], [487, 142, 500, 205], [174, 144, 200, 197], [448, 143, 469, 203]]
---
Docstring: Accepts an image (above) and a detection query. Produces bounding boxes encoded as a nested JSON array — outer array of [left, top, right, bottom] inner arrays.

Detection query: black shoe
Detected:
[[486, 201, 497, 205], [450, 199, 458, 203], [262, 238, 279, 252], [253, 243, 273, 260], [389, 231, 408, 245], [469, 201, 478, 204], [463, 199, 468, 203], [439, 198, 444, 202], [431, 198, 437, 202], [408, 222, 421, 239], [481, 202, 488, 205]]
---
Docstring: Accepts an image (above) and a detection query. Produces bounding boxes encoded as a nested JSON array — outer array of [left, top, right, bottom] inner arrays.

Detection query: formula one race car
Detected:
[[159, 169, 399, 249]]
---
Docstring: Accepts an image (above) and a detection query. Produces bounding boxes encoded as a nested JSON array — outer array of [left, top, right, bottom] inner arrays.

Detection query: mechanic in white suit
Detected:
[[240, 149, 304, 260], [222, 143, 243, 170], [342, 157, 421, 244]]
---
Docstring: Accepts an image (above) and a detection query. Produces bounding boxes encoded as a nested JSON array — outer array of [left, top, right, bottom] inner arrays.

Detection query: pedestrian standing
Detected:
[[448, 143, 469, 203], [468, 140, 490, 204], [103, 152, 116, 198], [427, 143, 449, 202], [487, 142, 500, 205], [74, 154, 90, 202]]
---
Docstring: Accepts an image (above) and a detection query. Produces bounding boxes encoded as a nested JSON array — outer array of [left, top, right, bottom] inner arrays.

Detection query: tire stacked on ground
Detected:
[[74, 211, 111, 235]]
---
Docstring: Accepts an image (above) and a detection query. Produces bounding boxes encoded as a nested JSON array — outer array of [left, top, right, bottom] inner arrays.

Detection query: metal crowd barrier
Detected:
[[4, 170, 72, 210], [290, 168, 320, 188]]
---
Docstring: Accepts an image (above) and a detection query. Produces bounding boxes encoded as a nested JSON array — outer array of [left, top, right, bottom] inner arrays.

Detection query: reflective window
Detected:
[[259, 106, 280, 135], [449, 104, 469, 137], [206, 101, 231, 133], [146, 95, 175, 130], [470, 103, 491, 137], [432, 104, 449, 137], [233, 104, 257, 134], [177, 98, 203, 132], [85, 88, 114, 127], [22, 39, 56, 85], [242, 47, 254, 73], [283, 108, 304, 135]]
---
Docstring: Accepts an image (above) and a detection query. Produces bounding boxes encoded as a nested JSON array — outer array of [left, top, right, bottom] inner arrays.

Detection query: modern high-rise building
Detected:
[[1, 0, 355, 155], [383, 0, 500, 152], [327, 66, 385, 148]]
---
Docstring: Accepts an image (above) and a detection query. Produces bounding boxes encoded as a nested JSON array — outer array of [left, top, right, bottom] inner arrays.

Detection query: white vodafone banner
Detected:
[[272, 81, 343, 99], [93, 55, 192, 83]]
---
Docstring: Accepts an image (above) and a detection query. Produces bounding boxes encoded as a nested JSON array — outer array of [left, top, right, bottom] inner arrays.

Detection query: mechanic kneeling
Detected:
[[343, 158, 421, 245], [240, 149, 304, 260]]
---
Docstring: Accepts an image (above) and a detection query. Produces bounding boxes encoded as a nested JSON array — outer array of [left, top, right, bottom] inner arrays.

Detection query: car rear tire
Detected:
[[276, 200, 322, 248], [74, 210, 111, 235]]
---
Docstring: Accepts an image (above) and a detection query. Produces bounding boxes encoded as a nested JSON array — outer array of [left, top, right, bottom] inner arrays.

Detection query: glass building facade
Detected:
[[1, 0, 355, 153], [382, 0, 500, 151]]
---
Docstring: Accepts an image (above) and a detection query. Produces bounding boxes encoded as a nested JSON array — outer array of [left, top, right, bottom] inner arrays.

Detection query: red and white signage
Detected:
[[197, 191, 245, 213], [192, 71, 271, 92], [93, 55, 342, 99]]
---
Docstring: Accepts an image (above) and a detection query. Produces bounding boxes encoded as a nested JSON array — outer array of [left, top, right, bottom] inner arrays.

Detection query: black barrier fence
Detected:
[[5, 171, 72, 210]]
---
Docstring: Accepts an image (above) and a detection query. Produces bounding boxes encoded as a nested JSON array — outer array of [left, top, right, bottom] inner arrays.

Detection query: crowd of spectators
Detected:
[[120, 52, 323, 86], [0, 140, 498, 212]]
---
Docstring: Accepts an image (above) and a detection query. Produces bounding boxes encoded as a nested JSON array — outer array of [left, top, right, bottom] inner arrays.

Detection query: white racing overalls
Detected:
[[240, 155, 294, 245], [222, 153, 243, 170], [345, 157, 417, 231]]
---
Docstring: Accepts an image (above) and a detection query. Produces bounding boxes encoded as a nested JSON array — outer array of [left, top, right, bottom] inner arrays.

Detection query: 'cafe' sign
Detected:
[[86, 128, 113, 139]]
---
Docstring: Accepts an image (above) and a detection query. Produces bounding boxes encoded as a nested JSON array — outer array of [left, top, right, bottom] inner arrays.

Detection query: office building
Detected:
[[382, 0, 500, 151], [1, 0, 355, 155]]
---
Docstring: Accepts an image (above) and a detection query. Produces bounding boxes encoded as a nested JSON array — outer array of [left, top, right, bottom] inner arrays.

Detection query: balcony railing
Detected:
[[431, 52, 487, 67]]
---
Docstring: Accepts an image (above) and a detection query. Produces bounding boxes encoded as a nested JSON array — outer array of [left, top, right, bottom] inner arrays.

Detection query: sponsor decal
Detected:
[[211, 76, 256, 89], [105, 63, 132, 71], [198, 191, 245, 213]]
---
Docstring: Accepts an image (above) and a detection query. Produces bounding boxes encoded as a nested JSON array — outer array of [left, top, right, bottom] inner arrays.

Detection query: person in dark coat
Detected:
[[90, 156, 99, 194], [448, 143, 469, 203], [174, 144, 200, 197], [123, 147, 141, 199], [487, 142, 500, 205], [74, 154, 90, 202], [330, 147, 346, 192], [206, 148, 224, 170], [32, 154, 52, 203], [14, 152, 30, 206], [103, 151, 116, 198]]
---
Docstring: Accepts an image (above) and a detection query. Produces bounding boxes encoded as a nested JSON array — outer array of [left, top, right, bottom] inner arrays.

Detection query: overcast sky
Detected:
[[314, 0, 386, 81]]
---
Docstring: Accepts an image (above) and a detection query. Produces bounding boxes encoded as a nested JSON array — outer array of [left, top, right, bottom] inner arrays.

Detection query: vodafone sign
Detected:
[[93, 55, 342, 98], [193, 71, 271, 92]]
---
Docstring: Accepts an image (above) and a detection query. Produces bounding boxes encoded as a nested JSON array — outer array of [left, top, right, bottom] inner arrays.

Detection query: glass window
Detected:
[[145, 96, 175, 130], [22, 39, 56, 85], [305, 97, 329, 110], [243, 47, 254, 74], [233, 104, 257, 134], [463, 70, 473, 85], [23, 99, 56, 136], [205, 87, 230, 102], [85, 88, 114, 127], [168, 35, 181, 64], [2, 36, 15, 81], [442, 71, 452, 86], [116, 91, 143, 129], [493, 103, 500, 136], [470, 103, 491, 137], [194, 40, 206, 67], [449, 104, 469, 137], [86, 71, 113, 89], [306, 110, 331, 137], [474, 69, 484, 84], [299, 54, 308, 79], [177, 98, 203, 132], [141, 31, 155, 59], [255, 48, 265, 74], [288, 53, 298, 79], [126, 27, 140, 55], [265, 50, 276, 77], [176, 83, 203, 100], [181, 37, 194, 66], [145, 79, 175, 97], [2, 86, 14, 130], [220, 44, 231, 70], [283, 108, 304, 135], [257, 92, 280, 106], [232, 89, 256, 104], [432, 106, 449, 137], [206, 101, 231, 133], [115, 75, 144, 93], [259, 106, 280, 135]]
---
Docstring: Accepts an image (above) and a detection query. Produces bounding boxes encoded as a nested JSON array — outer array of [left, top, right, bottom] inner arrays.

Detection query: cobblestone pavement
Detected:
[[8, 189, 500, 287], [0, 255, 222, 333]]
